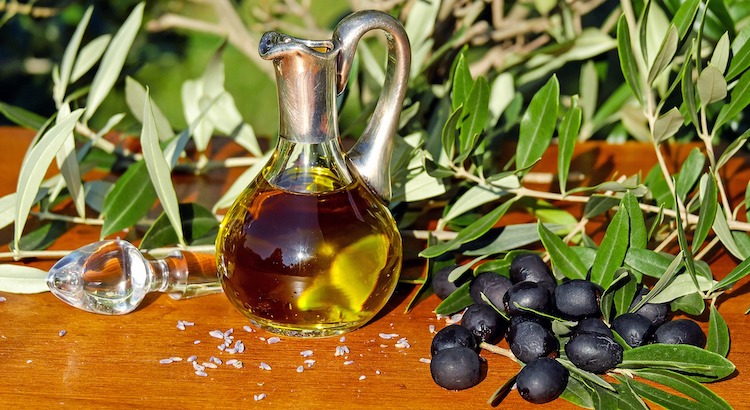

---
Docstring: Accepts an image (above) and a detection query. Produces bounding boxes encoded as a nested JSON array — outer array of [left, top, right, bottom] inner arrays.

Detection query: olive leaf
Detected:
[[715, 69, 750, 131], [101, 161, 157, 238], [84, 2, 144, 122], [558, 358, 615, 391], [620, 344, 735, 380], [712, 255, 750, 291], [647, 274, 714, 304], [671, 0, 701, 41], [647, 25, 678, 85], [516, 75, 559, 171], [559, 376, 594, 409], [693, 173, 717, 252], [0, 102, 47, 130], [583, 195, 620, 219], [53, 5, 93, 105], [726, 34, 750, 81], [716, 127, 750, 171], [652, 107, 683, 144], [713, 207, 747, 260], [487, 73, 514, 128], [538, 222, 587, 280], [456, 76, 490, 163], [710, 32, 731, 74], [630, 250, 683, 311], [632, 369, 732, 409], [451, 53, 472, 110], [558, 101, 581, 194], [464, 223, 564, 256], [70, 34, 111, 83], [617, 16, 644, 104], [697, 64, 728, 106], [442, 184, 510, 224], [487, 374, 517, 407], [707, 304, 730, 357], [125, 77, 175, 140], [590, 204, 629, 289], [139, 203, 219, 249], [0, 265, 49, 294], [434, 281, 472, 315], [17, 221, 68, 251]]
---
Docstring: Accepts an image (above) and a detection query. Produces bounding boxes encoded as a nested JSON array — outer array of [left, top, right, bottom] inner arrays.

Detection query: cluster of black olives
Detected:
[[429, 253, 707, 405]]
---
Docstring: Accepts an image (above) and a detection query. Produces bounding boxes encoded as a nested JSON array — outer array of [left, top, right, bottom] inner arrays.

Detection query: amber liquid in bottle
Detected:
[[217, 156, 402, 337]]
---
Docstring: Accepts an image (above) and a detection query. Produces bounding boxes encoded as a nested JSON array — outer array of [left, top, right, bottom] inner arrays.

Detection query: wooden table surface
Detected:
[[1, 127, 749, 408]]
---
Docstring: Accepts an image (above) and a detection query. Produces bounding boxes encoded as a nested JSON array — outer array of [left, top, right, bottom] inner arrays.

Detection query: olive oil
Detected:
[[217, 170, 402, 337]]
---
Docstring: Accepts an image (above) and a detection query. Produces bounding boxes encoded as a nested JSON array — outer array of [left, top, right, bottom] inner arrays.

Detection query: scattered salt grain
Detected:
[[296, 365, 304, 373], [193, 362, 206, 372], [254, 394, 266, 401], [395, 337, 411, 349], [379, 333, 399, 340], [209, 330, 224, 339], [300, 350, 314, 357], [419, 358, 431, 364], [359, 375, 366, 380], [202, 362, 218, 369], [304, 359, 316, 368], [243, 325, 254, 333], [376, 370, 381, 375], [226, 359, 239, 366], [0, 297, 6, 302], [259, 362, 272, 371], [183, 321, 195, 326], [195, 370, 208, 377], [267, 337, 281, 344], [343, 360, 354, 365], [194, 340, 201, 345], [224, 328, 234, 337], [58, 330, 67, 337], [428, 324, 436, 334], [446, 313, 463, 324], [211, 356, 222, 365], [339, 336, 346, 342], [170, 357, 183, 362], [187, 356, 198, 362], [26, 360, 32, 364], [176, 322, 186, 331], [335, 345, 350, 356], [259, 337, 266, 341], [231, 360, 244, 369], [159, 358, 174, 364]]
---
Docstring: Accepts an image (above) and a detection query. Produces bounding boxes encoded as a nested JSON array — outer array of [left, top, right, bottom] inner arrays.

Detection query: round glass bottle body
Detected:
[[216, 139, 402, 337]]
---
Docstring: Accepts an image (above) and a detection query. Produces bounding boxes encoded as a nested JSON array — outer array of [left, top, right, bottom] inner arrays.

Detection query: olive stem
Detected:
[[479, 342, 516, 361]]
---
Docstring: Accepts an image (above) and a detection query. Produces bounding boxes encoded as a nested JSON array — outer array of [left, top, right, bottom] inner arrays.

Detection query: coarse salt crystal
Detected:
[[26, 360, 32, 364], [395, 338, 411, 349], [170, 357, 183, 362], [359, 375, 366, 380], [335, 345, 350, 356], [209, 330, 224, 339], [0, 297, 6, 302], [194, 340, 201, 345], [187, 356, 198, 362], [296, 365, 304, 373], [339, 336, 346, 342], [428, 324, 436, 333], [304, 359, 316, 368], [243, 325, 254, 332], [446, 313, 463, 324], [202, 362, 218, 369], [58, 330, 67, 337], [376, 370, 381, 375], [211, 357, 222, 365], [300, 350, 314, 357], [183, 321, 195, 326], [379, 333, 399, 340], [226, 359, 239, 366], [259, 362, 272, 370], [176, 322, 186, 331], [232, 360, 243, 369], [343, 360, 354, 365], [193, 362, 206, 372], [259, 337, 266, 341], [267, 337, 281, 344], [419, 358, 431, 364], [195, 370, 208, 377], [159, 358, 173, 364], [254, 394, 266, 401]]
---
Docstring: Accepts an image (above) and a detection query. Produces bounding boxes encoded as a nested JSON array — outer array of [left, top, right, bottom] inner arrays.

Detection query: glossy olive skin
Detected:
[[554, 279, 603, 320], [431, 264, 465, 300], [461, 304, 508, 344], [431, 324, 478, 356], [470, 272, 513, 309], [575, 318, 613, 338], [510, 253, 555, 285], [612, 313, 654, 348], [430, 347, 486, 390], [508, 319, 559, 363], [629, 287, 670, 326], [565, 331, 623, 374], [654, 319, 706, 348], [503, 281, 553, 316], [515, 357, 569, 404]]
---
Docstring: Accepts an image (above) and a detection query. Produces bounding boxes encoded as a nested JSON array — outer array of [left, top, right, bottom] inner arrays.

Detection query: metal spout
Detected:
[[333, 11, 411, 202]]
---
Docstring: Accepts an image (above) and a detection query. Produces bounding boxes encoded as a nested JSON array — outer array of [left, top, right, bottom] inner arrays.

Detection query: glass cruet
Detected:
[[215, 10, 411, 337]]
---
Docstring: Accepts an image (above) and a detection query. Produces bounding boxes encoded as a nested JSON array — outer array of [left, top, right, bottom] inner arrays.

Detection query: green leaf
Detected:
[[464, 223, 564, 256], [451, 53, 472, 110], [125, 77, 175, 140], [140, 203, 219, 249], [443, 184, 511, 225], [487, 73, 515, 127], [715, 70, 750, 131], [53, 5, 93, 104], [617, 16, 644, 104], [727, 34, 750, 81], [648, 274, 714, 304], [141, 90, 184, 246], [681, 42, 700, 127], [613, 271, 638, 316], [626, 378, 702, 410], [0, 193, 17, 231], [456, 77, 490, 162], [84, 180, 112, 214], [635, 369, 732, 409], [675, 148, 704, 201], [620, 344, 735, 380], [448, 256, 487, 282], [693, 173, 717, 252], [559, 375, 594, 409], [713, 207, 747, 260], [591, 382, 646, 410], [716, 128, 750, 171], [671, 291, 705, 316], [697, 64, 728, 106], [711, 32, 731, 74], [70, 34, 111, 83], [419, 198, 518, 258], [17, 221, 68, 251], [441, 105, 462, 160], [0, 265, 49, 294], [713, 255, 750, 291], [590, 205, 629, 289], [0, 101, 47, 130], [648, 25, 678, 85], [516, 75, 559, 171], [538, 222, 586, 280], [14, 109, 84, 250], [53, 105, 86, 219], [623, 192, 647, 249], [625, 247, 673, 278], [583, 195, 619, 219], [558, 359, 615, 391], [84, 2, 144, 122], [631, 250, 684, 312], [671, 0, 701, 40], [558, 103, 581, 194], [101, 161, 157, 237], [213, 151, 272, 212], [434, 281, 473, 315], [707, 304, 730, 357], [487, 375, 517, 407], [652, 107, 684, 144]]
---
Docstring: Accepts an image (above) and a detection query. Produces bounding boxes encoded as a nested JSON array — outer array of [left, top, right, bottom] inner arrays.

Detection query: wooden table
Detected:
[[0, 127, 748, 408]]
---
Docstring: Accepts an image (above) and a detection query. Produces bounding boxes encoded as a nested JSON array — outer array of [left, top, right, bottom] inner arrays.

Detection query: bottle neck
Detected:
[[274, 51, 339, 144], [265, 137, 354, 194]]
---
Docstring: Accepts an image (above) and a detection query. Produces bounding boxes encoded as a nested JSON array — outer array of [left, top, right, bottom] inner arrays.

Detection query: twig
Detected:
[[479, 341, 516, 360], [0, 1, 59, 18]]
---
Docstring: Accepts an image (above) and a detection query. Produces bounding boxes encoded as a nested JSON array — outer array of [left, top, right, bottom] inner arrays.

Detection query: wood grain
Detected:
[[0, 127, 748, 408]]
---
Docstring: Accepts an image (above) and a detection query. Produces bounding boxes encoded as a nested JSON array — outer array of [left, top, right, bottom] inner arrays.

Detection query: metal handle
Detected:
[[333, 10, 411, 201]]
